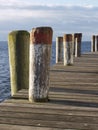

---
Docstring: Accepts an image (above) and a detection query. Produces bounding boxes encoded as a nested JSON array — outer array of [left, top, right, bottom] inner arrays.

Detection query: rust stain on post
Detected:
[[29, 27, 53, 102], [30, 27, 53, 44]]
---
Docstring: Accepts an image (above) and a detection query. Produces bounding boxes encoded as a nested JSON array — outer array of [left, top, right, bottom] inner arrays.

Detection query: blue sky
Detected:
[[0, 0, 98, 41]]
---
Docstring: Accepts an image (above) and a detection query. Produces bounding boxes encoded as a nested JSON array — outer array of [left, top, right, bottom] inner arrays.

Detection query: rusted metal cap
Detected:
[[30, 27, 53, 44], [63, 34, 72, 42]]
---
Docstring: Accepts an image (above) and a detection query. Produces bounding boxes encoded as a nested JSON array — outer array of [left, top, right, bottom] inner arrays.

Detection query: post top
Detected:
[[74, 33, 82, 38], [92, 35, 95, 38], [9, 30, 29, 36], [30, 27, 53, 44], [56, 37, 63, 43], [63, 34, 72, 42], [56, 36, 63, 39]]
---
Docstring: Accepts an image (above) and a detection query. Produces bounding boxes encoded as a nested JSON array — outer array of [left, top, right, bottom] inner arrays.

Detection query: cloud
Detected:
[[0, 1, 98, 41]]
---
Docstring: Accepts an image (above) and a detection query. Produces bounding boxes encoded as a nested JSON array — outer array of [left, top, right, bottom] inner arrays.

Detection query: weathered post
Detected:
[[29, 27, 53, 102], [74, 33, 82, 57], [63, 34, 73, 66], [72, 34, 75, 55], [95, 35, 98, 52], [56, 37, 63, 63], [8, 30, 30, 96], [75, 38, 78, 57], [96, 36, 98, 51], [91, 35, 95, 52]]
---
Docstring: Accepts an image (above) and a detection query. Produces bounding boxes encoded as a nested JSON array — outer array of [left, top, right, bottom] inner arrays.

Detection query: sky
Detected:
[[0, 0, 98, 41]]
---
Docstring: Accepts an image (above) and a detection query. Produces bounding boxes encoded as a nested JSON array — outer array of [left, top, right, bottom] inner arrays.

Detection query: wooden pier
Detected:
[[0, 52, 98, 130]]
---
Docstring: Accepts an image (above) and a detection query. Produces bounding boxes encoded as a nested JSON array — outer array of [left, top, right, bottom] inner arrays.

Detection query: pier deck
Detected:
[[0, 52, 98, 130]]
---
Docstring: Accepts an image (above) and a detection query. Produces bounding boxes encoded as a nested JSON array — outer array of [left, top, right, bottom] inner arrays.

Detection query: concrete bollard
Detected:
[[91, 35, 95, 52], [56, 37, 63, 63], [74, 33, 82, 57], [29, 27, 53, 102], [95, 35, 98, 52], [63, 34, 73, 66], [8, 30, 30, 96]]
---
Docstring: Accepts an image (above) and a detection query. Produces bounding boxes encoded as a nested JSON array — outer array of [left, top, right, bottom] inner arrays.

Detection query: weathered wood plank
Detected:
[[0, 52, 98, 130], [1, 104, 98, 117], [0, 116, 98, 130], [0, 124, 66, 130], [0, 110, 98, 124]]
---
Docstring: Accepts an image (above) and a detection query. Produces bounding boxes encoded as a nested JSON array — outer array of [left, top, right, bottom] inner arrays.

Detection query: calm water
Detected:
[[0, 41, 91, 102]]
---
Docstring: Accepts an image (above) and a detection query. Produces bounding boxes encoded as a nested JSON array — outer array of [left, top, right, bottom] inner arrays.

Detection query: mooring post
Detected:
[[75, 38, 78, 57], [63, 34, 73, 66], [8, 30, 30, 96], [91, 35, 95, 52], [96, 36, 98, 51], [74, 33, 82, 57], [29, 27, 53, 102], [95, 35, 98, 52], [72, 34, 75, 55], [56, 37, 63, 63]]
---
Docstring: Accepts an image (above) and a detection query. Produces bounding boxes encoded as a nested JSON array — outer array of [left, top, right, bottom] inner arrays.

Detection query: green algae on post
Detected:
[[8, 30, 30, 96]]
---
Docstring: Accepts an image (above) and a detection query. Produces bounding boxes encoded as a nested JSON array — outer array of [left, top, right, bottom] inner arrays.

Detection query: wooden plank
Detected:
[[0, 109, 98, 124], [0, 52, 98, 130], [2, 100, 98, 112], [0, 124, 66, 130], [1, 104, 98, 117], [0, 116, 98, 130]]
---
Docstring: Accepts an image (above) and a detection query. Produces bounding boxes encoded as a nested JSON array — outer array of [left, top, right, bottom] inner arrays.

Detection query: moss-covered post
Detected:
[[91, 35, 95, 52], [95, 35, 98, 52], [74, 33, 82, 57], [8, 30, 30, 96], [56, 37, 63, 63], [29, 27, 53, 102], [63, 34, 73, 66]]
